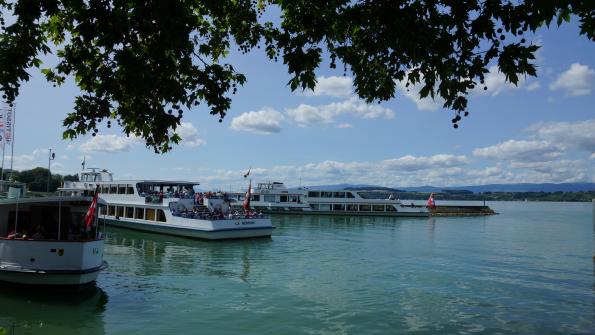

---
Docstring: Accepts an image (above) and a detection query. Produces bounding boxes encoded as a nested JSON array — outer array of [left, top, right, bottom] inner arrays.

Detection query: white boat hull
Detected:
[[102, 218, 274, 240], [0, 261, 107, 285], [0, 239, 107, 286]]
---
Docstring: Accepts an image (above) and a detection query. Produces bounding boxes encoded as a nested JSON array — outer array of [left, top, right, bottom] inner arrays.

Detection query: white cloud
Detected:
[[176, 122, 206, 147], [285, 96, 394, 126], [303, 76, 353, 98], [549, 63, 595, 96], [473, 140, 562, 162], [396, 79, 445, 111], [78, 134, 140, 153], [286, 104, 335, 126], [336, 123, 353, 129], [528, 119, 595, 154], [230, 108, 284, 135], [396, 66, 533, 111], [472, 66, 527, 96], [382, 154, 469, 171]]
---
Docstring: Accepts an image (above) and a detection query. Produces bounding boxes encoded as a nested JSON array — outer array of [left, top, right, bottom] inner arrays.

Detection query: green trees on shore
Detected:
[[1, 167, 78, 192]]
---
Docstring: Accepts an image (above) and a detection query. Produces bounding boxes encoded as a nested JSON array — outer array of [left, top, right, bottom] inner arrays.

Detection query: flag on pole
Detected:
[[84, 188, 100, 228], [243, 167, 251, 179], [243, 180, 251, 211], [426, 192, 436, 209]]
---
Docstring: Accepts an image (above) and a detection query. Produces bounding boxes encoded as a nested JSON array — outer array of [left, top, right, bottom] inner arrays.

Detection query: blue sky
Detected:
[[6, 19, 595, 190]]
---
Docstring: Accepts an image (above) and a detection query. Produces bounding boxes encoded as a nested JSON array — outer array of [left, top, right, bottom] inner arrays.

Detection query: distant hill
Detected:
[[300, 182, 595, 193]]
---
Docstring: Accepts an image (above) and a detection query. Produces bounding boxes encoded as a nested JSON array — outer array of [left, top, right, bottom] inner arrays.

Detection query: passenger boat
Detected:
[[229, 182, 429, 217], [59, 169, 274, 240], [0, 183, 107, 285]]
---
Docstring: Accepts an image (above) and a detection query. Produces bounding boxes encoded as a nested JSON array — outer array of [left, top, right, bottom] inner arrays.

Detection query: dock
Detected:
[[430, 205, 497, 216]]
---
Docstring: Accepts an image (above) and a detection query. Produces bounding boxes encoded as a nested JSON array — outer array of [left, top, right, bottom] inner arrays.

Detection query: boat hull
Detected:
[[101, 218, 274, 240], [0, 239, 107, 286], [260, 209, 430, 217], [0, 261, 108, 286]]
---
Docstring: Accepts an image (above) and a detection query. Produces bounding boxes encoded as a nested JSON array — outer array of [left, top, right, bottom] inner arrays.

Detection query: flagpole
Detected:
[[8, 105, 15, 181]]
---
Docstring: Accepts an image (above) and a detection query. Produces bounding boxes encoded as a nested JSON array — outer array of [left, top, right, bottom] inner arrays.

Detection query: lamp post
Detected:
[[47, 148, 55, 192]]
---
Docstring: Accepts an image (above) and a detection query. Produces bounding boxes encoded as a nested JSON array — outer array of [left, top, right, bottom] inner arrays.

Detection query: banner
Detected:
[[0, 106, 5, 146], [4, 106, 12, 144]]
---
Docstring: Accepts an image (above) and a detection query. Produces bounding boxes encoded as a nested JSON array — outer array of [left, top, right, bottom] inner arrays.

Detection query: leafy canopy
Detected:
[[0, 0, 593, 152]]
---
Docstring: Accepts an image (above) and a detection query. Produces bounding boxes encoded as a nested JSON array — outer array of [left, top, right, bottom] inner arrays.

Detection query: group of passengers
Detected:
[[5, 224, 94, 241]]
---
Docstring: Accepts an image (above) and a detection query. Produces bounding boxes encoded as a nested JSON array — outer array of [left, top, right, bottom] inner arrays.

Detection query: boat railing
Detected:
[[171, 210, 267, 221]]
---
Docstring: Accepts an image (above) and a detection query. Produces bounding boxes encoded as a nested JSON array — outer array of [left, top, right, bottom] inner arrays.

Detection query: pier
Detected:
[[430, 205, 496, 216]]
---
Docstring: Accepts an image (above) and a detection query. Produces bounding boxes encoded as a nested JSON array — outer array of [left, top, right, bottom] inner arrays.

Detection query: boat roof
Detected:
[[0, 195, 104, 205]]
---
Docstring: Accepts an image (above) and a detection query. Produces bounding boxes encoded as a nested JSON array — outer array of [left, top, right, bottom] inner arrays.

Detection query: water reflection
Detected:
[[0, 284, 108, 334], [104, 227, 271, 284]]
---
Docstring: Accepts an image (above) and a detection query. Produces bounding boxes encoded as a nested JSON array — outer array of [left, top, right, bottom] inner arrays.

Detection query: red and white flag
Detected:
[[84, 189, 100, 228], [243, 181, 252, 211], [426, 192, 436, 209]]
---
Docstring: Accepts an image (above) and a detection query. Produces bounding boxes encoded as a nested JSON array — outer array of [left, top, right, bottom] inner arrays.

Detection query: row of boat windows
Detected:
[[100, 184, 135, 195], [101, 205, 167, 222], [308, 191, 356, 198], [310, 204, 397, 212]]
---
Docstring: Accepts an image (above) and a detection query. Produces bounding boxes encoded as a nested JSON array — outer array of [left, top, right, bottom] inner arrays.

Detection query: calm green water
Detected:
[[0, 202, 593, 334]]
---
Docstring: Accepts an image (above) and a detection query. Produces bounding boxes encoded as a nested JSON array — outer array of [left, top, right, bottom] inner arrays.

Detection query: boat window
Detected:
[[318, 204, 331, 211], [135, 207, 144, 219], [280, 195, 288, 202], [109, 184, 117, 194], [157, 210, 166, 222], [373, 205, 385, 212], [117, 206, 125, 217], [333, 192, 345, 198], [332, 204, 345, 211], [101, 185, 109, 194], [359, 204, 371, 211], [146, 208, 156, 221], [308, 191, 320, 198], [118, 184, 126, 194], [310, 204, 319, 210], [386, 205, 397, 212], [125, 207, 134, 218], [263, 195, 275, 202], [288, 195, 299, 203], [321, 192, 333, 198], [251, 194, 260, 201], [108, 205, 116, 216], [347, 204, 358, 211], [346, 192, 355, 198], [125, 185, 134, 194]]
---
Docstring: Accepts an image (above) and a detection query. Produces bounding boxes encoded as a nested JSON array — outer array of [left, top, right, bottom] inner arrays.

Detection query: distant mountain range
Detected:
[[303, 182, 595, 193]]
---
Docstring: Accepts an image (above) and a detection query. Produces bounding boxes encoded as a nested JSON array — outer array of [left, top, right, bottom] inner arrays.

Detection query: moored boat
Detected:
[[60, 169, 274, 240], [0, 185, 107, 286], [229, 182, 429, 217]]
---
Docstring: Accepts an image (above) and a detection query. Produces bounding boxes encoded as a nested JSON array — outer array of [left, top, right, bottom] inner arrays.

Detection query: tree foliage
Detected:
[[0, 0, 593, 152]]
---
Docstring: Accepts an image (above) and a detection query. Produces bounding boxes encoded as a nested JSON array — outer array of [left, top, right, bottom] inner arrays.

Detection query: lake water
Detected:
[[0, 201, 593, 334]]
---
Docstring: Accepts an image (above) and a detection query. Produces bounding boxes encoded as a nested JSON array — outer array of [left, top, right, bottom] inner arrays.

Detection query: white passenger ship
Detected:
[[230, 182, 429, 217], [0, 183, 107, 285], [59, 169, 274, 240]]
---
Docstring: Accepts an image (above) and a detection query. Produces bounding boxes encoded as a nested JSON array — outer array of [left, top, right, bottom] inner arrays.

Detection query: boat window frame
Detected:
[[332, 204, 345, 211], [134, 207, 144, 220], [125, 207, 134, 218], [372, 204, 385, 212], [145, 208, 156, 221], [157, 209, 167, 222], [308, 191, 320, 198], [347, 204, 358, 211], [359, 204, 372, 212], [109, 184, 117, 194]]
